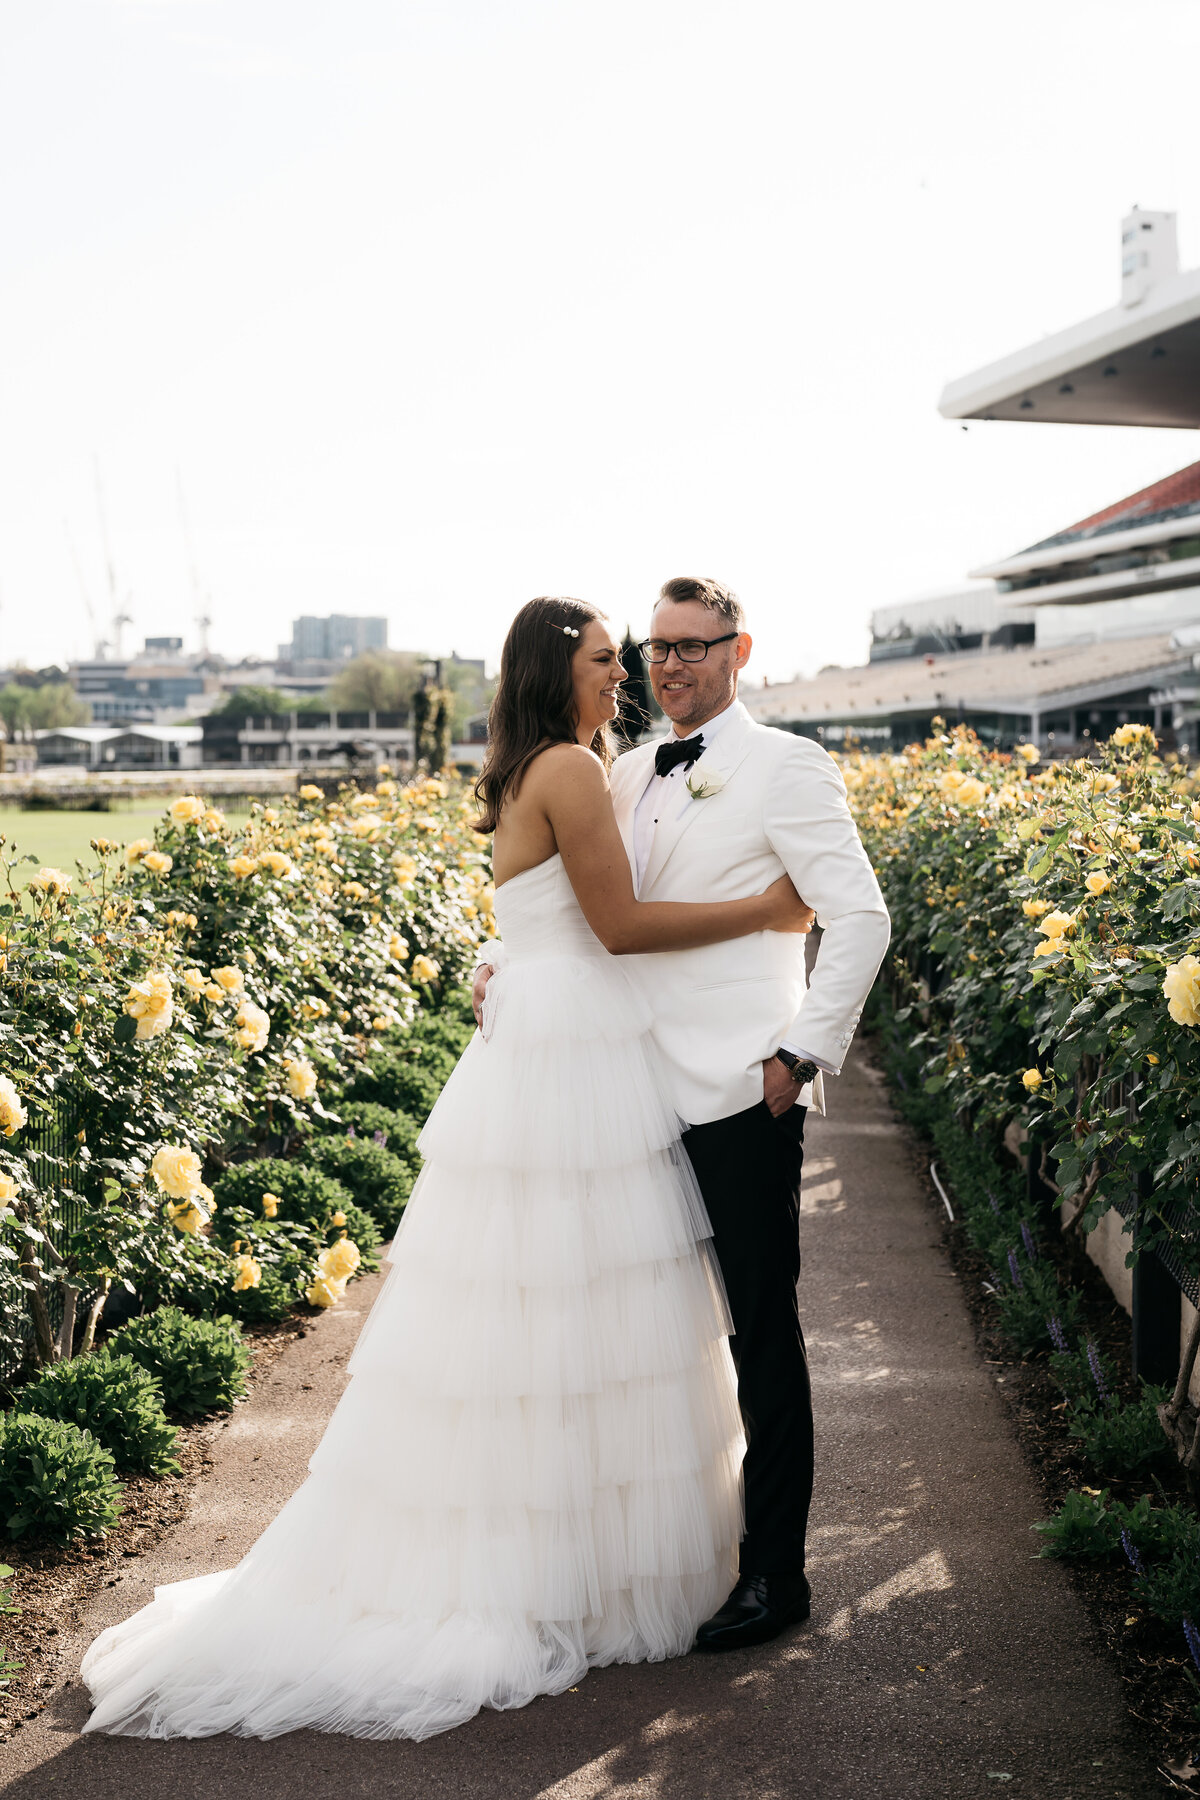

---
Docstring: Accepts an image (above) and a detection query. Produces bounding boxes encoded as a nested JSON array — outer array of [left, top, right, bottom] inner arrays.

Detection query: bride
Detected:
[[80, 595, 812, 1742]]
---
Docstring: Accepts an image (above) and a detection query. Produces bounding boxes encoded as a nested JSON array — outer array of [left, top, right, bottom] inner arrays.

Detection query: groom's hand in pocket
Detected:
[[762, 1056, 804, 1117], [472, 963, 495, 1029]]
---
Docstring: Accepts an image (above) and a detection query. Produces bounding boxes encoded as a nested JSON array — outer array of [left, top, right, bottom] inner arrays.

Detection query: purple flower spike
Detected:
[[1007, 1248, 1024, 1290], [1120, 1528, 1145, 1575], [1183, 1617, 1200, 1674], [1020, 1220, 1038, 1262], [986, 1189, 1002, 1218], [1086, 1339, 1108, 1400], [346, 1124, 356, 1140], [1047, 1314, 1068, 1353], [373, 1129, 388, 1147]]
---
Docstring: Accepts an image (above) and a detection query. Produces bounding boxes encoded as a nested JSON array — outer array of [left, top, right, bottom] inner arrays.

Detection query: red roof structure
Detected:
[[1055, 459, 1200, 541]]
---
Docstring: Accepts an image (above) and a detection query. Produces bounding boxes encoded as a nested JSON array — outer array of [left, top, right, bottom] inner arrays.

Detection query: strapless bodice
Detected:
[[492, 854, 607, 962]]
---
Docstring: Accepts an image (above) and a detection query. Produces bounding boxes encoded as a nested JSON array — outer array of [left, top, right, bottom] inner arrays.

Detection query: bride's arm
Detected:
[[533, 744, 809, 955]]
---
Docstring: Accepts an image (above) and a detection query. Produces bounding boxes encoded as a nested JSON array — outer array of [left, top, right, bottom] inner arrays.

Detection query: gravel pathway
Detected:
[[0, 1047, 1154, 1799]]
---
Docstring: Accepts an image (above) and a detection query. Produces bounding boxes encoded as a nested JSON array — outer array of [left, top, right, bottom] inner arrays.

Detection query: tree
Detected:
[[0, 681, 90, 735], [615, 630, 657, 746], [327, 652, 423, 717], [205, 687, 328, 720]]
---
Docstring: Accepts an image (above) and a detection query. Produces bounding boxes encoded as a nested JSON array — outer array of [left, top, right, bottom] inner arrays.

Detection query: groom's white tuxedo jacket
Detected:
[[608, 700, 891, 1128]]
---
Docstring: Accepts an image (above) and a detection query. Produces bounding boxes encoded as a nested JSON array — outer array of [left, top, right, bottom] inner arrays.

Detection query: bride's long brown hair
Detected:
[[473, 596, 616, 834]]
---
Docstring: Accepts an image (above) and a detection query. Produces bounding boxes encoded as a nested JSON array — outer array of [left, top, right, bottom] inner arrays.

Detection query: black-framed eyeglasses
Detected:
[[637, 631, 739, 664]]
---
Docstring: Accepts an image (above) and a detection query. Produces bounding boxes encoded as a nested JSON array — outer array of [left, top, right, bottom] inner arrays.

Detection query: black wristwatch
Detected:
[[775, 1050, 818, 1086]]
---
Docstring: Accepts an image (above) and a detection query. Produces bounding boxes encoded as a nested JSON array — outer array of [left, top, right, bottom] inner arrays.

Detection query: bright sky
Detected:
[[4, 0, 1200, 685]]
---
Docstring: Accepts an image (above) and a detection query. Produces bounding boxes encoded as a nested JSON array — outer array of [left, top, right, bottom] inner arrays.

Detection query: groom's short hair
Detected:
[[656, 576, 745, 630]]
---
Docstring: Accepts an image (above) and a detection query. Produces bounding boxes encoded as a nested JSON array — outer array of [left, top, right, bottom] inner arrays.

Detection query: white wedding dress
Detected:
[[81, 853, 744, 1740]]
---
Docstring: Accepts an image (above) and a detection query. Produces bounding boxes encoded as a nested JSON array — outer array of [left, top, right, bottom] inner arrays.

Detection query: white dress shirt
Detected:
[[633, 703, 833, 1078]]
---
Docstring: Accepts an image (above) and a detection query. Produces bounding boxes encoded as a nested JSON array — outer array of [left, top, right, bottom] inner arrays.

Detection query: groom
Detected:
[[477, 575, 890, 1649]]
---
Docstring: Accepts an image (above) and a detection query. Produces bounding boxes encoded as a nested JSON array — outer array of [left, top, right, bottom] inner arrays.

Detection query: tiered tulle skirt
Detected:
[[81, 940, 744, 1740]]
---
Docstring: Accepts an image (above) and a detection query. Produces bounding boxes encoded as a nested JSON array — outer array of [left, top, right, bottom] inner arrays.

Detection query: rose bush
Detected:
[[0, 775, 493, 1383], [839, 720, 1200, 1285]]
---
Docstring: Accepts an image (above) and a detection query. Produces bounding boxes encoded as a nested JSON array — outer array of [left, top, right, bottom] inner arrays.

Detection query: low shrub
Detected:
[[21, 1351, 180, 1476], [1067, 1387, 1171, 1480], [1133, 1515, 1200, 1625], [212, 1160, 351, 1230], [342, 1053, 444, 1124], [1033, 1487, 1123, 1559], [310, 1137, 415, 1237], [108, 1308, 250, 1417], [988, 1255, 1082, 1357], [0, 1413, 122, 1541], [332, 1102, 423, 1170], [0, 1562, 21, 1687]]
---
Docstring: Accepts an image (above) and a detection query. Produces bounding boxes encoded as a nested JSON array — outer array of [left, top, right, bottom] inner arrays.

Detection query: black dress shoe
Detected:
[[694, 1573, 811, 1651]]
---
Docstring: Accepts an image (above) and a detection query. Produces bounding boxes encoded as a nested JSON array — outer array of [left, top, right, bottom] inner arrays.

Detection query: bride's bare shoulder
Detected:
[[523, 742, 609, 793]]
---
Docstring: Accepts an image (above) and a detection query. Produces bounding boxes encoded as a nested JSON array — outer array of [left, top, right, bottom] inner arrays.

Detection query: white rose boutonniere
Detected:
[[685, 759, 726, 801]]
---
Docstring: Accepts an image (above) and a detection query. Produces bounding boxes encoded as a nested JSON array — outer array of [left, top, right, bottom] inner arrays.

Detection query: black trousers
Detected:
[[681, 1100, 813, 1577]]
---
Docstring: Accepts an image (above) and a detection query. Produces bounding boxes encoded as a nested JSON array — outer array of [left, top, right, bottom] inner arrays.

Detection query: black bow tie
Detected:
[[655, 735, 705, 778]]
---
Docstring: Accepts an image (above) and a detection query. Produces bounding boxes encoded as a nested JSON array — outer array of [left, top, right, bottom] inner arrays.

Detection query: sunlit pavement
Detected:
[[0, 1047, 1151, 1800]]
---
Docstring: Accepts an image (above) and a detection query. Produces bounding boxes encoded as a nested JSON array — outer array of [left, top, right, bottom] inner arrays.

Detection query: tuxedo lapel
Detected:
[[641, 703, 758, 895], [612, 744, 657, 894]]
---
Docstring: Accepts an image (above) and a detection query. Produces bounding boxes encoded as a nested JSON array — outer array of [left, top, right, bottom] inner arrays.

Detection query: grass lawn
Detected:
[[0, 809, 171, 877]]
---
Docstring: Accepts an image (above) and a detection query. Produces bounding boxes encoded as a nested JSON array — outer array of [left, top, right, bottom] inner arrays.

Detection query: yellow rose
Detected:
[[300, 996, 330, 1019], [203, 808, 226, 831], [314, 839, 338, 859], [182, 967, 207, 996], [389, 934, 410, 961], [319, 1236, 360, 1281], [0, 1074, 28, 1139], [125, 969, 174, 1040], [939, 769, 966, 796], [1022, 899, 1049, 919], [261, 1191, 280, 1218], [299, 784, 323, 801], [1111, 722, 1156, 749], [1021, 1068, 1043, 1091], [231, 1252, 262, 1291], [393, 854, 418, 888], [1163, 954, 1200, 1028], [376, 779, 397, 797], [350, 815, 383, 837], [235, 999, 270, 1053], [0, 1171, 16, 1204], [1037, 910, 1075, 940], [205, 982, 226, 1002], [259, 851, 294, 878], [142, 851, 174, 876], [1015, 743, 1040, 764], [166, 1199, 209, 1235], [423, 777, 448, 799], [125, 839, 153, 866], [477, 885, 495, 916], [331, 1209, 346, 1227], [1032, 939, 1063, 958], [342, 881, 368, 901], [1119, 832, 1142, 854], [284, 1056, 318, 1099], [305, 1272, 347, 1309], [954, 776, 987, 808], [1084, 871, 1111, 896], [170, 795, 205, 826], [411, 954, 439, 983], [29, 866, 72, 897], [151, 1144, 203, 1198], [213, 966, 244, 993], [1087, 772, 1120, 795], [229, 854, 258, 879]]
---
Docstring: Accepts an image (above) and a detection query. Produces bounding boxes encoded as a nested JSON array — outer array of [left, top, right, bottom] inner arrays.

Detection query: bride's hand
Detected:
[[761, 874, 816, 935]]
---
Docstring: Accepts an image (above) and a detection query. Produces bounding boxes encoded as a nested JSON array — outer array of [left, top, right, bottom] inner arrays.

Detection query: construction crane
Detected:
[[93, 458, 133, 661], [65, 521, 108, 661], [176, 469, 213, 657]]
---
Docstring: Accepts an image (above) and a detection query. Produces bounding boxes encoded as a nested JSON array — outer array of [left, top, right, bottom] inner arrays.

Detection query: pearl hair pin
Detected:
[[556, 625, 580, 638]]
